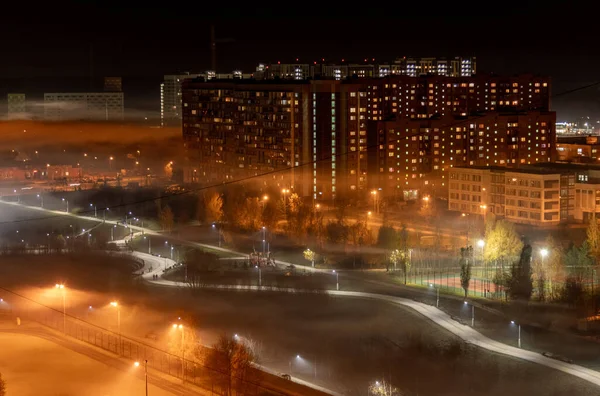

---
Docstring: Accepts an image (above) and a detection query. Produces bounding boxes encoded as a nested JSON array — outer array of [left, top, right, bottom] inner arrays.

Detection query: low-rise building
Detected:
[[448, 163, 600, 226], [556, 135, 600, 162]]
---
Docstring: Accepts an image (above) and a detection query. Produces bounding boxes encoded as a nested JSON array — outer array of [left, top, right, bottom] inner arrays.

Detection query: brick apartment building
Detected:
[[181, 72, 553, 202]]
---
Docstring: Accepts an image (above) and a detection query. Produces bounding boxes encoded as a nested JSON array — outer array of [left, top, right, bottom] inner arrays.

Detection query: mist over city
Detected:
[[3, 4, 600, 396]]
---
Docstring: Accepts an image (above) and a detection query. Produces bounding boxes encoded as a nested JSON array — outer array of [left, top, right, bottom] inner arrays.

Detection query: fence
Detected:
[[0, 287, 288, 396], [402, 265, 600, 301]]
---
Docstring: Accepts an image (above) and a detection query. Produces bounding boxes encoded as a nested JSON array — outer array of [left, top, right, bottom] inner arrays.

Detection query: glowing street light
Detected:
[[333, 270, 339, 291], [511, 320, 521, 348], [172, 323, 185, 381], [37, 193, 43, 208], [110, 301, 121, 354], [540, 248, 548, 267], [61, 198, 69, 213], [55, 284, 66, 333], [134, 360, 148, 396], [429, 283, 439, 308], [89, 203, 97, 217], [255, 265, 262, 287]]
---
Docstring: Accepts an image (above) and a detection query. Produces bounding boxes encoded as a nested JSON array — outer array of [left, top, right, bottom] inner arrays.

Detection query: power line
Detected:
[[0, 82, 594, 226]]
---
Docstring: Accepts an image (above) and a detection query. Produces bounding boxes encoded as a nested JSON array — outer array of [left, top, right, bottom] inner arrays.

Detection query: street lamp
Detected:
[[540, 248, 548, 266], [37, 193, 43, 208], [464, 301, 474, 327], [333, 270, 339, 291], [90, 203, 97, 218], [370, 190, 378, 213], [255, 265, 262, 287], [55, 284, 66, 333], [212, 223, 222, 247], [110, 301, 121, 355], [111, 225, 116, 241], [477, 239, 485, 292], [134, 360, 149, 396], [172, 323, 185, 381], [282, 188, 290, 217], [511, 320, 521, 348], [62, 198, 69, 213], [429, 283, 439, 308]]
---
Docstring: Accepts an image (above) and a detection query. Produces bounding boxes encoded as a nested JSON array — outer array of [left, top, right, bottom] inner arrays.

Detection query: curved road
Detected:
[[5, 201, 600, 391]]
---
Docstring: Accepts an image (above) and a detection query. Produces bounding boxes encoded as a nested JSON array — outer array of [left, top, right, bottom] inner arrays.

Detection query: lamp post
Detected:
[[430, 283, 439, 308], [256, 265, 262, 287], [13, 189, 19, 203], [212, 223, 222, 247], [464, 301, 474, 327], [37, 193, 43, 208], [172, 323, 185, 381], [55, 284, 66, 333], [90, 203, 97, 217], [511, 321, 521, 348], [282, 188, 289, 218], [110, 301, 121, 355], [477, 239, 485, 294], [62, 198, 69, 213], [370, 190, 378, 213], [135, 360, 149, 396], [333, 270, 339, 290], [111, 225, 116, 241]]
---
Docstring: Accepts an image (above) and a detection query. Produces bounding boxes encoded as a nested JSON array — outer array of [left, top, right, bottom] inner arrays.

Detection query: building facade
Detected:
[[253, 57, 477, 80], [182, 73, 552, 202], [7, 93, 26, 119], [556, 136, 600, 162], [161, 72, 253, 127], [447, 163, 600, 226], [44, 92, 124, 121], [368, 111, 556, 199]]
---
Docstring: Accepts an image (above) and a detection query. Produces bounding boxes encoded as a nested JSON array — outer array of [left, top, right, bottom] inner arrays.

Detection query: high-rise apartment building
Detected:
[[181, 78, 368, 200], [7, 94, 26, 118], [104, 77, 122, 92], [368, 111, 556, 200], [253, 57, 476, 81], [161, 71, 252, 126], [44, 92, 124, 121], [181, 72, 552, 201]]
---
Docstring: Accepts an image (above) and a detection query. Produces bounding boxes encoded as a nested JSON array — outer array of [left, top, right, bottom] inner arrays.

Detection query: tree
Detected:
[[204, 334, 258, 396], [564, 241, 594, 268], [587, 213, 600, 261], [460, 246, 473, 298], [303, 248, 316, 267], [507, 244, 533, 301], [0, 372, 5, 396], [369, 379, 400, 396], [484, 220, 523, 272], [205, 192, 223, 224], [325, 221, 348, 245], [159, 205, 174, 232]]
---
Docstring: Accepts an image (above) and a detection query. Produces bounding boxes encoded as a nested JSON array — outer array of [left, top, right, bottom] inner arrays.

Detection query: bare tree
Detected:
[[204, 334, 259, 396]]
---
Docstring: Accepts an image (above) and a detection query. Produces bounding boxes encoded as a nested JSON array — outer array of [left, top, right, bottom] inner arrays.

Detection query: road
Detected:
[[4, 200, 600, 393]]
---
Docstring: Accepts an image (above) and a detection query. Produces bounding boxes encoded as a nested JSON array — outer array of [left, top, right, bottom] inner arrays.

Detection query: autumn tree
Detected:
[[204, 192, 223, 224], [484, 219, 523, 272], [0, 372, 5, 396], [460, 246, 473, 298], [159, 205, 174, 232], [204, 334, 259, 396], [587, 213, 600, 263]]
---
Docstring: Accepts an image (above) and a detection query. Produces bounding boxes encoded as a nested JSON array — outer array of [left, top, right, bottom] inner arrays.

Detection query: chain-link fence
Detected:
[[0, 287, 289, 396]]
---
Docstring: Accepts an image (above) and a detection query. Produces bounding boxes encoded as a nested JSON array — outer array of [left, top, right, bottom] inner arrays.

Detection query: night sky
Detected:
[[1, 3, 598, 120]]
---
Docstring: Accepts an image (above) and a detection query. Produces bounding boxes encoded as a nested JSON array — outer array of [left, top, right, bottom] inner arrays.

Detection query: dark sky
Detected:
[[1, 3, 599, 120]]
